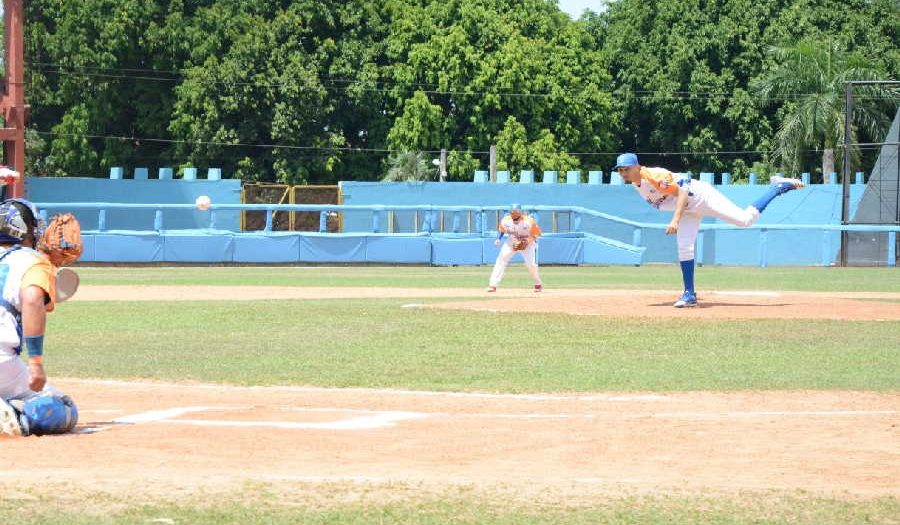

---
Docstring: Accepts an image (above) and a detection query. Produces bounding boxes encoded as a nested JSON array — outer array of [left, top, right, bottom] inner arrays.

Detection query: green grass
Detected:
[[4, 490, 899, 525], [48, 298, 900, 391], [75, 265, 900, 292]]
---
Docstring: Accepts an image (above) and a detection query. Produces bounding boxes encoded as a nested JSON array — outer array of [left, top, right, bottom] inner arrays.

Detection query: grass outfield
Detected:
[[75, 265, 900, 292], [5, 490, 899, 525], [49, 299, 899, 392]]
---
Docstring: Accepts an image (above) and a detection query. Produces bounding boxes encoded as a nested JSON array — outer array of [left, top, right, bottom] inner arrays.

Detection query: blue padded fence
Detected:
[[34, 203, 900, 266]]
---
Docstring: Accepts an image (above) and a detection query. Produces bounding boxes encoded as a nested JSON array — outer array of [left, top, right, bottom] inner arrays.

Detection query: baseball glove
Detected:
[[39, 213, 83, 267], [512, 237, 529, 251]]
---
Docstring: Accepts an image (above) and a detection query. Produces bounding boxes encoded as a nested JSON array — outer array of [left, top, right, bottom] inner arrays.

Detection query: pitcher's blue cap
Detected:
[[614, 153, 639, 169]]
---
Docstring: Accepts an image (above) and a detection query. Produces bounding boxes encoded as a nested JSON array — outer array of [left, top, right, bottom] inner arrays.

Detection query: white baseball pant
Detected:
[[676, 180, 761, 261], [489, 241, 542, 287]]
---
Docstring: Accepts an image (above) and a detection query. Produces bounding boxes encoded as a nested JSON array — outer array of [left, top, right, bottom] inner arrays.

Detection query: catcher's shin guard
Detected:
[[16, 395, 79, 436]]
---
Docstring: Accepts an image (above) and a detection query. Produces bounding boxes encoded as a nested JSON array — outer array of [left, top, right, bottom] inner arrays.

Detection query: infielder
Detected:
[[0, 199, 79, 437], [486, 209, 543, 292], [614, 153, 804, 307]]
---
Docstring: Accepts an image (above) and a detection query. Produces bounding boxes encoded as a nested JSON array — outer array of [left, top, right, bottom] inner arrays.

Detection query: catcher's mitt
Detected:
[[512, 237, 529, 251], [39, 213, 83, 267]]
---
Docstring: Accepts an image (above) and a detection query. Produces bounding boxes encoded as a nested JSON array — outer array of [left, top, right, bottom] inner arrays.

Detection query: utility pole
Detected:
[[489, 145, 497, 182], [439, 148, 447, 182], [1, 0, 27, 198]]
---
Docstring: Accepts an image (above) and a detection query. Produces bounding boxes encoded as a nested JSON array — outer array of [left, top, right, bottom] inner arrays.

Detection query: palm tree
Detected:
[[382, 151, 437, 182], [752, 39, 898, 182]]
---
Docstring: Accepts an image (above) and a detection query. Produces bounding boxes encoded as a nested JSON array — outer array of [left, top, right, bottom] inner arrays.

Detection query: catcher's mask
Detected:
[[0, 198, 45, 248]]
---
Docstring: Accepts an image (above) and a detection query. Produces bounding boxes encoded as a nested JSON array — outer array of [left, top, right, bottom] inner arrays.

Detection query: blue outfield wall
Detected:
[[28, 172, 885, 266], [340, 180, 867, 265], [72, 230, 644, 266], [26, 177, 242, 230]]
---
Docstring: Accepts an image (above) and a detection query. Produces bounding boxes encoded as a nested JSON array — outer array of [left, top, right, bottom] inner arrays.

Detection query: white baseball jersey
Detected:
[[498, 214, 541, 242]]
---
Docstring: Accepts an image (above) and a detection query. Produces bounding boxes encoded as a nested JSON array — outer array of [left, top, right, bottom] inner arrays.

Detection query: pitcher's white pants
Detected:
[[489, 241, 542, 287], [676, 181, 760, 261]]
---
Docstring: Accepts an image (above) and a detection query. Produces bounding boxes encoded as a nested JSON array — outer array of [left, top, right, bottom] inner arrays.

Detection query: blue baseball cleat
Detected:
[[770, 175, 805, 195], [673, 290, 698, 308]]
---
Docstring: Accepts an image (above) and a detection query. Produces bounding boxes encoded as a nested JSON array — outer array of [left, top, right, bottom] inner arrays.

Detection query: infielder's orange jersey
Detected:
[[498, 214, 541, 240]]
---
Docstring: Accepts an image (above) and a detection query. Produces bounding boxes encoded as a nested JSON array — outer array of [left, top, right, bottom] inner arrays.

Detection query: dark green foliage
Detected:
[[22, 0, 899, 181]]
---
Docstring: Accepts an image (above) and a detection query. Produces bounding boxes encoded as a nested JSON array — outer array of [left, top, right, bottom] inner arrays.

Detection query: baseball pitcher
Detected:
[[614, 153, 804, 308]]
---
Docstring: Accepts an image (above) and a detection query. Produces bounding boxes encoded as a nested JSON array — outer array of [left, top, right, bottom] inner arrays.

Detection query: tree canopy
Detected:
[[20, 0, 900, 182]]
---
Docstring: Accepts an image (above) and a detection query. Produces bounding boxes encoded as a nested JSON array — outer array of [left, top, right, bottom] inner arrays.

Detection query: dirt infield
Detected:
[[74, 285, 900, 321], [1, 380, 897, 497], [17, 285, 892, 498], [429, 289, 900, 321]]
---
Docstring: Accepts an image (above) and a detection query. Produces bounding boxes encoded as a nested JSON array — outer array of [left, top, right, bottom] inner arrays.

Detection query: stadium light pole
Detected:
[[840, 82, 853, 267]]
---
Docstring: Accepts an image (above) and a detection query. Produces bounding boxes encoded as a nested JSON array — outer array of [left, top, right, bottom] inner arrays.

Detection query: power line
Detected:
[[40, 129, 888, 157], [30, 65, 899, 101]]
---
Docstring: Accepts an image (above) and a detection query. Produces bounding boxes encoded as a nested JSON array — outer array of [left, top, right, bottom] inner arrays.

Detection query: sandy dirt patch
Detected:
[[1, 380, 897, 497]]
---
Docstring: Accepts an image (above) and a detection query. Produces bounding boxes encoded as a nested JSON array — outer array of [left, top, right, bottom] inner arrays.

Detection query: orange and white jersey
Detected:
[[633, 167, 680, 210], [632, 166, 707, 211], [498, 214, 542, 241], [0, 247, 55, 358]]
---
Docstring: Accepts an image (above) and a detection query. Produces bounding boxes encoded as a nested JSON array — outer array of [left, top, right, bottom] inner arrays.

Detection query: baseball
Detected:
[[195, 195, 212, 211]]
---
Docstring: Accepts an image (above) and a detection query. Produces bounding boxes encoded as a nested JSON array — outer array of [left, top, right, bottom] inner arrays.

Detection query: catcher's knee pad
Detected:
[[15, 394, 78, 436]]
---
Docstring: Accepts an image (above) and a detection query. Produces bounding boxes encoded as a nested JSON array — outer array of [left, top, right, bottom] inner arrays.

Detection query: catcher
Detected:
[[0, 198, 82, 437], [485, 208, 543, 293]]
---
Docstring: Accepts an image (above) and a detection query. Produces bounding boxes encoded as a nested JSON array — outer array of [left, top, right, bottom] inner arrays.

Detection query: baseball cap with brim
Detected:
[[614, 153, 639, 170]]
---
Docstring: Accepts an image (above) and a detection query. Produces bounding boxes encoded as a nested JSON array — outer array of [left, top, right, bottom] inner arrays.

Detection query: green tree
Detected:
[[380, 0, 617, 176], [752, 38, 898, 181], [494, 116, 577, 176], [596, 0, 898, 175], [382, 151, 436, 181], [386, 91, 447, 151]]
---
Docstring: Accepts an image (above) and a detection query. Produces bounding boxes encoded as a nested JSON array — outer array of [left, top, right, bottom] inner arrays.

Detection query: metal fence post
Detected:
[[759, 229, 768, 268], [696, 230, 704, 265], [821, 230, 832, 266], [888, 231, 897, 267]]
